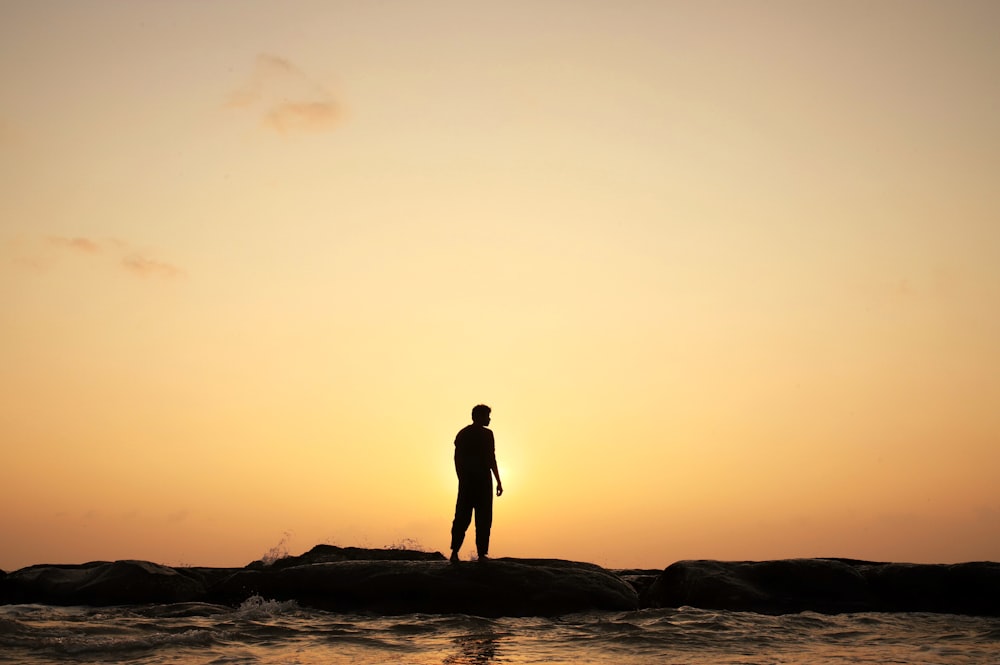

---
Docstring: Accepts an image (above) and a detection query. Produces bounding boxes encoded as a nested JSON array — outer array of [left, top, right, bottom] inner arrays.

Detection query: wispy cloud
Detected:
[[48, 235, 102, 254], [123, 254, 183, 279], [226, 54, 295, 108], [16, 235, 184, 279], [266, 102, 340, 134], [228, 53, 342, 134]]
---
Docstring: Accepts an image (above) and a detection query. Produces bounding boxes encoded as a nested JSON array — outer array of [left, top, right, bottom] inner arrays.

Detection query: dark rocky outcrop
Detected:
[[614, 569, 663, 599], [173, 566, 244, 593], [246, 544, 445, 570], [644, 558, 1000, 616], [2, 560, 205, 605], [3, 550, 998, 617], [864, 561, 1000, 615], [217, 558, 638, 616], [0, 549, 636, 616]]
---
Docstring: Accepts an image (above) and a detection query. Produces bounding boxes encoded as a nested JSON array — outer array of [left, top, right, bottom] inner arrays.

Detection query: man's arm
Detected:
[[491, 461, 503, 496], [487, 430, 503, 496]]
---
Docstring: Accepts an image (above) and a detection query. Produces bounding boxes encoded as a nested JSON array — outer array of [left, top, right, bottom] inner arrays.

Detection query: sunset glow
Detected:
[[2, 0, 999, 572]]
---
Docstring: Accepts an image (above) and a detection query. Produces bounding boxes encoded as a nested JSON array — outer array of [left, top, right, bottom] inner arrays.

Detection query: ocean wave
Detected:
[[2, 603, 998, 665], [132, 602, 235, 618], [43, 628, 218, 655]]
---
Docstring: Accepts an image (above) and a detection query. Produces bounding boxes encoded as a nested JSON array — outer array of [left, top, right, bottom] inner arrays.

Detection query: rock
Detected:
[[614, 569, 662, 599], [0, 553, 636, 616], [865, 561, 1000, 615], [246, 544, 446, 570], [6, 549, 997, 617], [3, 560, 205, 605], [174, 566, 243, 592], [214, 558, 638, 616], [645, 558, 1000, 616]]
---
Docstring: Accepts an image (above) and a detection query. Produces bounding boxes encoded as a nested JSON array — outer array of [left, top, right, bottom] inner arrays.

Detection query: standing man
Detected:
[[450, 404, 503, 563]]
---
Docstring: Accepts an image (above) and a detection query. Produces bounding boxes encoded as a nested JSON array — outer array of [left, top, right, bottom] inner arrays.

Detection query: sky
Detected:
[[2, 0, 999, 572]]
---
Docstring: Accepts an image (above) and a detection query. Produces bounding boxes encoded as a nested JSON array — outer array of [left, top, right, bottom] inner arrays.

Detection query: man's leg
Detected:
[[450, 485, 474, 559], [474, 483, 494, 558]]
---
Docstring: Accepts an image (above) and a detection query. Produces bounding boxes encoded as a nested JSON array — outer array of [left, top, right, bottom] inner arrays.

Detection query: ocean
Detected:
[[2, 597, 998, 665]]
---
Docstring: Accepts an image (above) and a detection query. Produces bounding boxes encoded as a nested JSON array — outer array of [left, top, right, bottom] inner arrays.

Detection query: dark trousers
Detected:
[[450, 478, 493, 556]]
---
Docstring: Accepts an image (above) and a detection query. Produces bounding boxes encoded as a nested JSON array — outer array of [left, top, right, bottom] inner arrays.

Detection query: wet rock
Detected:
[[1, 553, 636, 616], [865, 561, 1000, 615], [215, 558, 638, 616], [6, 549, 997, 617], [645, 558, 1000, 616], [614, 569, 662, 599], [174, 566, 243, 592], [246, 544, 446, 570], [3, 560, 205, 605]]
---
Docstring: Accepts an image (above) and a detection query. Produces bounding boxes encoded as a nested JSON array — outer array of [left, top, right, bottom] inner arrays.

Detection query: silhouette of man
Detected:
[[450, 404, 503, 563]]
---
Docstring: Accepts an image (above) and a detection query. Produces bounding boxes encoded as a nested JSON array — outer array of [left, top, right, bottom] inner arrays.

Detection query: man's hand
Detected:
[[496, 483, 504, 497]]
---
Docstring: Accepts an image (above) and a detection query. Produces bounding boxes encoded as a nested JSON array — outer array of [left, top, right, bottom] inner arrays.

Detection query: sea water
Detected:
[[1, 597, 998, 664]]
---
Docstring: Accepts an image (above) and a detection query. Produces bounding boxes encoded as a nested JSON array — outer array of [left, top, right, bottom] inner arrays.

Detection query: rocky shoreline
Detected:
[[2, 545, 997, 617]]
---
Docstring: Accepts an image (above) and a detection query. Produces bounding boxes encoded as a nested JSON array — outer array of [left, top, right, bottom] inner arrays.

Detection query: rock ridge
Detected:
[[643, 558, 1000, 616], [2, 548, 998, 617], [1, 545, 637, 616]]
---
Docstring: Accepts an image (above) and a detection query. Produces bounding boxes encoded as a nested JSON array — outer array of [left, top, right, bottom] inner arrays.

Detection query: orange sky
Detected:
[[2, 1, 999, 572]]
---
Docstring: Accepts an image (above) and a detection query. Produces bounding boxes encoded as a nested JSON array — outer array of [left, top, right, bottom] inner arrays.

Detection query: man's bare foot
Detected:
[[477, 554, 489, 563], [449, 551, 460, 564]]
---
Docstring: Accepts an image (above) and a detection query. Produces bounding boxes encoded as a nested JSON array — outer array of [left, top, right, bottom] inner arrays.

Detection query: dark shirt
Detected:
[[454, 424, 496, 482]]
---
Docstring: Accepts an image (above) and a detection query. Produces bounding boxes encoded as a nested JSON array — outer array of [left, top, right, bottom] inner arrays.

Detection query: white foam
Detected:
[[235, 594, 299, 619]]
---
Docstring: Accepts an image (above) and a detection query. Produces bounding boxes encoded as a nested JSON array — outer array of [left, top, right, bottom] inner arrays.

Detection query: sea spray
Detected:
[[235, 594, 299, 619], [259, 531, 293, 566]]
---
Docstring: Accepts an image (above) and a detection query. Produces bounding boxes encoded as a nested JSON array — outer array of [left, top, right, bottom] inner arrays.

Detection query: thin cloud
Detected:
[[228, 53, 342, 134], [122, 254, 183, 279], [266, 102, 340, 134], [48, 235, 102, 254], [13, 235, 183, 279], [226, 53, 298, 108]]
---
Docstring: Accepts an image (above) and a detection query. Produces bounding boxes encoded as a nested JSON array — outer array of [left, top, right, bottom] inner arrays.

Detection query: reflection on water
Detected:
[[3, 604, 998, 665], [444, 629, 500, 665]]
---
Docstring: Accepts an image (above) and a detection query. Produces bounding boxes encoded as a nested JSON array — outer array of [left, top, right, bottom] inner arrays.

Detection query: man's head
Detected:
[[471, 404, 491, 426]]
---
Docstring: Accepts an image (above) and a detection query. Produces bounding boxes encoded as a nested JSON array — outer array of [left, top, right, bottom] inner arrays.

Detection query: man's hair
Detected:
[[471, 404, 491, 421]]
